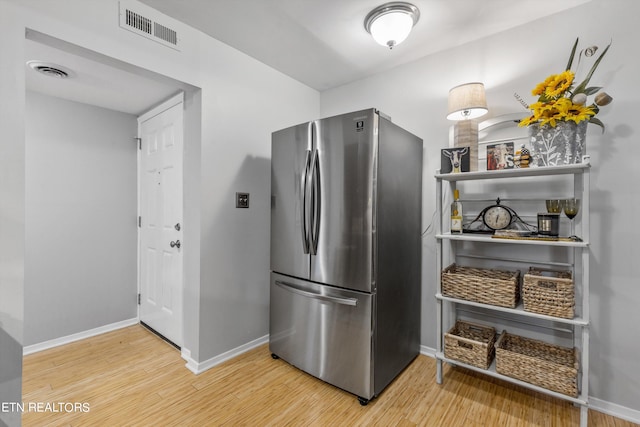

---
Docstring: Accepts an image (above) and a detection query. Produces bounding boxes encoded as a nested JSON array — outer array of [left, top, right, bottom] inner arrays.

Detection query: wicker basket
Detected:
[[523, 268, 574, 319], [441, 264, 521, 308], [444, 320, 496, 369], [495, 331, 579, 397]]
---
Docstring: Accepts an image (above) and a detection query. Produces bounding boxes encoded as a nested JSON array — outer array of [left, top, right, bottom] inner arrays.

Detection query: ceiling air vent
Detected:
[[125, 9, 152, 36], [154, 22, 177, 46], [26, 61, 76, 79], [119, 2, 180, 51]]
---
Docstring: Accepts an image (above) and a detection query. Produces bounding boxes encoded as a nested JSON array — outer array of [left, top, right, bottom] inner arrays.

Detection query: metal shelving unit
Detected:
[[435, 161, 590, 427]]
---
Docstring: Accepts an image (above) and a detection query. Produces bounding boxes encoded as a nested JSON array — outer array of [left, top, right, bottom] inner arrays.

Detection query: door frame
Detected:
[[20, 28, 202, 372], [137, 91, 185, 346]]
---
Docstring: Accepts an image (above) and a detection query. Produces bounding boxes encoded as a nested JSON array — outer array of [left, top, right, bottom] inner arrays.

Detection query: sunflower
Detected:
[[518, 38, 612, 132], [531, 71, 574, 99], [565, 104, 596, 124], [531, 75, 556, 97], [522, 97, 595, 128], [545, 71, 575, 98]]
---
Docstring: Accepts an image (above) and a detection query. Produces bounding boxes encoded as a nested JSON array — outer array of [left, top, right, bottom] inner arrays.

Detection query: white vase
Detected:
[[528, 121, 587, 166]]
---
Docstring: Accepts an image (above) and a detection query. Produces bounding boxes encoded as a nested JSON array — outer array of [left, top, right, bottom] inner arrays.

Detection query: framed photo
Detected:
[[441, 147, 470, 174], [486, 142, 515, 170]]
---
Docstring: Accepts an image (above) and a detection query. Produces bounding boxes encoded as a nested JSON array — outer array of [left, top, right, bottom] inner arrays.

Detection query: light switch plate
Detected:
[[236, 192, 249, 208]]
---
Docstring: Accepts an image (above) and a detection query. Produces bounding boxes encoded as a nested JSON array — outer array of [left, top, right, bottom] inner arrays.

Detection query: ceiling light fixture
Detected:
[[364, 2, 420, 49], [26, 60, 76, 79]]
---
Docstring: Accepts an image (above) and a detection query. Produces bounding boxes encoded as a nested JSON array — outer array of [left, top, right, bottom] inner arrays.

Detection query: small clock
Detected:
[[468, 198, 518, 231], [482, 202, 513, 230]]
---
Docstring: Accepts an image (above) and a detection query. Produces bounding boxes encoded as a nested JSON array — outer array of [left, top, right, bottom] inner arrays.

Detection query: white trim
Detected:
[[478, 112, 529, 132], [180, 347, 192, 363], [420, 345, 436, 358], [589, 397, 640, 424], [137, 91, 184, 124], [429, 345, 640, 423], [23, 318, 138, 355], [183, 335, 269, 375]]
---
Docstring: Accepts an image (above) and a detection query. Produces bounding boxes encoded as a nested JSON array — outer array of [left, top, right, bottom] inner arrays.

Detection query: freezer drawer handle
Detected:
[[275, 281, 357, 306]]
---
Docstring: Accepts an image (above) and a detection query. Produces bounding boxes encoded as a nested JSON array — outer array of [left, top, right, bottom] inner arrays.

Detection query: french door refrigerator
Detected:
[[269, 108, 422, 404]]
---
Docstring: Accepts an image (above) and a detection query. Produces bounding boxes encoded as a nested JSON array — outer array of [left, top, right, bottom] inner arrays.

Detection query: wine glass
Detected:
[[545, 199, 563, 213], [563, 198, 581, 239]]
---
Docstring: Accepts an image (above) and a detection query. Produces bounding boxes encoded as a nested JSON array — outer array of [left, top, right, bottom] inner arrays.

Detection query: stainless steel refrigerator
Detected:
[[269, 108, 422, 404]]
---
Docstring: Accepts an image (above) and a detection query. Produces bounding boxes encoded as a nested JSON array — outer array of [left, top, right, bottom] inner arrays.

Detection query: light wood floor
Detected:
[[23, 325, 637, 426]]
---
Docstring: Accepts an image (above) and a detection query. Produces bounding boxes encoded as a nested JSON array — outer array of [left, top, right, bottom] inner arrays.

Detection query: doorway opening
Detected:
[[23, 29, 201, 360]]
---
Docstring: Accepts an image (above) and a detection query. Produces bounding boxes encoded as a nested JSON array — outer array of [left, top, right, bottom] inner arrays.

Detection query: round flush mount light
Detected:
[[26, 61, 76, 79], [364, 2, 420, 49]]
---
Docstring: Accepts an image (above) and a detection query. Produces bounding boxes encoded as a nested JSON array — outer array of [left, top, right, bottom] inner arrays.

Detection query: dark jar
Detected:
[[537, 213, 560, 236]]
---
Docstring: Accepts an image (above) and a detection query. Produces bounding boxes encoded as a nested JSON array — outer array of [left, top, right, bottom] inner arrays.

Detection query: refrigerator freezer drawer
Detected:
[[269, 272, 374, 399]]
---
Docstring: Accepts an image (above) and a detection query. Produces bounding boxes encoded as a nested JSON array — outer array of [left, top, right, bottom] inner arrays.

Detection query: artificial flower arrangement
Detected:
[[518, 38, 612, 132]]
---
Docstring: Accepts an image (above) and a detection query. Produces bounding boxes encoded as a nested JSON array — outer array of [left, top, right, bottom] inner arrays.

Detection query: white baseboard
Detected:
[[424, 345, 640, 423], [183, 334, 269, 375], [589, 397, 640, 424], [23, 317, 139, 355], [420, 345, 436, 358]]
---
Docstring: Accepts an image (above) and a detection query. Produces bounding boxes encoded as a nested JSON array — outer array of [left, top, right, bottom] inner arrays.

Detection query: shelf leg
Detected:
[[436, 359, 443, 384], [580, 403, 588, 427]]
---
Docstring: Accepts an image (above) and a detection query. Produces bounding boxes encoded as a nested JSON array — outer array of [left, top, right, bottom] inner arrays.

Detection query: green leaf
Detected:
[[589, 117, 605, 133], [574, 41, 612, 94], [566, 37, 579, 71], [538, 94, 552, 103], [583, 86, 602, 95]]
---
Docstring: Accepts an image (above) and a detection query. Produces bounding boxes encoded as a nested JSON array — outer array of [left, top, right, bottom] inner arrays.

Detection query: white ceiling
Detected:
[[140, 0, 591, 91], [24, 0, 591, 113], [24, 38, 179, 115]]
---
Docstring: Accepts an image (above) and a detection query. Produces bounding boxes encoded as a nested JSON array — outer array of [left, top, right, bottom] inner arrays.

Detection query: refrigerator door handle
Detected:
[[300, 149, 312, 254], [274, 280, 357, 306], [309, 148, 321, 255]]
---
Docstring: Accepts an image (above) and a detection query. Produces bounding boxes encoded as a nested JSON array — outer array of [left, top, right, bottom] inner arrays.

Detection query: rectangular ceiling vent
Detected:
[[119, 2, 180, 51]]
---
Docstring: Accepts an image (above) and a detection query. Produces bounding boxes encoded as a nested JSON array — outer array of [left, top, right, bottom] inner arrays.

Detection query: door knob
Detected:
[[170, 240, 181, 249]]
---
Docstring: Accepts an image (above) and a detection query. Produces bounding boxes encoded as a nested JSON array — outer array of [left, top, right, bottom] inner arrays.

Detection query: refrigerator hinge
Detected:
[[377, 110, 392, 122], [135, 137, 142, 150], [138, 216, 142, 228], [137, 293, 141, 305]]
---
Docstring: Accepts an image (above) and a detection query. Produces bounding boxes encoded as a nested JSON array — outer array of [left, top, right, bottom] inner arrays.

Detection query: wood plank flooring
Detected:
[[22, 325, 637, 426]]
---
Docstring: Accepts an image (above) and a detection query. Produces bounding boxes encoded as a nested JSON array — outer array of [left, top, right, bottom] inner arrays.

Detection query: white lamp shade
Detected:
[[447, 82, 488, 120], [370, 12, 414, 48]]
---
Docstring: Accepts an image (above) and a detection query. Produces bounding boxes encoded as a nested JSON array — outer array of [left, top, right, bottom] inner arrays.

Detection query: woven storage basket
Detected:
[[495, 331, 579, 397], [523, 268, 574, 319], [444, 320, 496, 369], [441, 264, 520, 308]]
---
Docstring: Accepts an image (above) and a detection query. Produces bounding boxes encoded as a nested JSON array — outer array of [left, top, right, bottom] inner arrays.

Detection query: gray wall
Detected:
[[1, 0, 319, 411], [24, 91, 138, 345], [320, 0, 640, 415], [0, 330, 21, 427], [11, 0, 637, 421], [0, 2, 25, 425]]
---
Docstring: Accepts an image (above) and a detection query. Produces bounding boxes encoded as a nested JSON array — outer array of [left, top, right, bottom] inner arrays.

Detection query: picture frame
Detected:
[[486, 142, 515, 170], [441, 147, 470, 174]]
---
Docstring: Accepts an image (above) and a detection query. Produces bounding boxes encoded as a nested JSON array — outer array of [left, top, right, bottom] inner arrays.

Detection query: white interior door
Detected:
[[138, 94, 184, 347]]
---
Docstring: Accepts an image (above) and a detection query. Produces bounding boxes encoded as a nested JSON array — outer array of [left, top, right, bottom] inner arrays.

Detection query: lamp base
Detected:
[[453, 120, 478, 171]]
